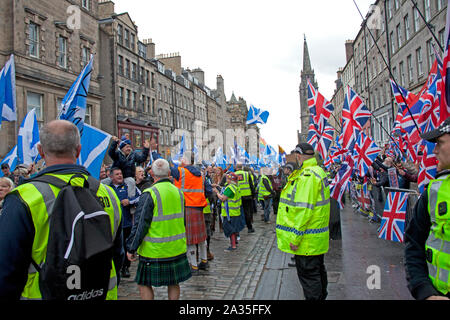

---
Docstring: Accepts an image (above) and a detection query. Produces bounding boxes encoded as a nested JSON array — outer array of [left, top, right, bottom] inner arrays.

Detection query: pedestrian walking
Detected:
[[258, 167, 275, 223], [235, 164, 256, 233], [405, 117, 450, 300], [171, 157, 211, 274], [126, 159, 191, 300], [276, 142, 331, 300], [213, 172, 244, 251], [0, 120, 123, 300]]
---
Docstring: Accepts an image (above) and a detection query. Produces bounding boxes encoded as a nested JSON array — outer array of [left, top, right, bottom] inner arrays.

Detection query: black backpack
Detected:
[[30, 174, 115, 301]]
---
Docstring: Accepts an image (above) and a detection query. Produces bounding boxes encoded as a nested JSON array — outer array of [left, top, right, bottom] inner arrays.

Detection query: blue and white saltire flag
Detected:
[[192, 141, 199, 164], [0, 145, 18, 177], [17, 108, 40, 165], [172, 134, 185, 165], [0, 55, 17, 128], [59, 54, 94, 136], [76, 124, 111, 179], [246, 104, 270, 125]]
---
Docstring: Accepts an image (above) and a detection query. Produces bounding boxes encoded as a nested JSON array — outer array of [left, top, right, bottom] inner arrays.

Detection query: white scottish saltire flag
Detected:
[[0, 55, 17, 128], [0, 145, 18, 177], [59, 54, 94, 136], [246, 104, 269, 125], [172, 134, 185, 165], [77, 124, 111, 179], [17, 108, 40, 165]]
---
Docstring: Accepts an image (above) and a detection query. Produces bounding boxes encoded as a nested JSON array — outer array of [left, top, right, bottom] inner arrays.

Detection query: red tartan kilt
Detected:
[[185, 207, 207, 245]]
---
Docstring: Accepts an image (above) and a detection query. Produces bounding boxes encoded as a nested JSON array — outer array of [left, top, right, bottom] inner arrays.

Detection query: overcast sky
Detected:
[[114, 0, 374, 152]]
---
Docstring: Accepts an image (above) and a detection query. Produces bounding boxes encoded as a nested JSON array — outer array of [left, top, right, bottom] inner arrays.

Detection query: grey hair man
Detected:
[[126, 157, 191, 300]]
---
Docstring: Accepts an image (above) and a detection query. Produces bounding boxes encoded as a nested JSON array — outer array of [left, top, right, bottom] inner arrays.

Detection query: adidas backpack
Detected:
[[30, 174, 115, 301]]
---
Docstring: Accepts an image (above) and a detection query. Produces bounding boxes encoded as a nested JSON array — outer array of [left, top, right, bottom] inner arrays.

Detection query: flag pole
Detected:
[[410, 0, 445, 53], [352, 0, 422, 135]]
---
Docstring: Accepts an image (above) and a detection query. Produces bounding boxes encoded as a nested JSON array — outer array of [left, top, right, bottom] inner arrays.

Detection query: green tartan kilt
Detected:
[[135, 255, 192, 287]]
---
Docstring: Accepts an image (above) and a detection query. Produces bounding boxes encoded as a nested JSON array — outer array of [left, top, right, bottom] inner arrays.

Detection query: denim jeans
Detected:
[[263, 198, 272, 222]]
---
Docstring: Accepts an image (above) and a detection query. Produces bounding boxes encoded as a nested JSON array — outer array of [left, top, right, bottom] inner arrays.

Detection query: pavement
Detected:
[[118, 196, 413, 300]]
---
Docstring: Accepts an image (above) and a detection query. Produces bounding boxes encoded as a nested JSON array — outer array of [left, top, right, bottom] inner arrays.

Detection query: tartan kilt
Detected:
[[135, 255, 192, 287], [185, 207, 207, 245]]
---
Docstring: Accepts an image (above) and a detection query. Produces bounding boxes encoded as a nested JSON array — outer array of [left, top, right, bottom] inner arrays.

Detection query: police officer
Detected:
[[405, 117, 450, 300], [0, 120, 123, 300], [276, 143, 330, 300]]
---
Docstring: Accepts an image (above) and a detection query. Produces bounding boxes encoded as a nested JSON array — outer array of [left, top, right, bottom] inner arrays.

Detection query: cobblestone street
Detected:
[[118, 208, 277, 300]]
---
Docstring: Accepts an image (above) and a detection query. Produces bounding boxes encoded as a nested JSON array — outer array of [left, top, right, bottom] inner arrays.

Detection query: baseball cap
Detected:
[[226, 172, 239, 182], [420, 117, 450, 143], [292, 143, 315, 156]]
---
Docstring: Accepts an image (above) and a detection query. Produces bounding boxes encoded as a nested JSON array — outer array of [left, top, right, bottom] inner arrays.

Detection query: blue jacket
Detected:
[[109, 182, 139, 228], [0, 164, 124, 299], [108, 140, 149, 178]]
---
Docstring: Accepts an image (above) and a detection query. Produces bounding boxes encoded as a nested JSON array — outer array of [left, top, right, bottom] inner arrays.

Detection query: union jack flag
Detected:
[[418, 140, 437, 194], [307, 116, 319, 148], [307, 79, 334, 133], [378, 192, 408, 243], [353, 132, 381, 177], [330, 155, 354, 209], [340, 86, 371, 150], [317, 125, 334, 161], [439, 4, 450, 121]]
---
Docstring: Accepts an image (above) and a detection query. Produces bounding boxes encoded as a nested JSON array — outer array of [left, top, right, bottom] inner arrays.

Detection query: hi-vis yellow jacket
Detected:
[[276, 157, 331, 256]]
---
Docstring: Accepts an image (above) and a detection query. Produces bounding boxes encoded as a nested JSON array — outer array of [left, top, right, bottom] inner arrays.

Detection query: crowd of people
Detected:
[[0, 117, 448, 301]]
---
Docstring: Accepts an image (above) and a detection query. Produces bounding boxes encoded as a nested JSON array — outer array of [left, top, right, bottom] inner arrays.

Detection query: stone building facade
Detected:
[[0, 0, 103, 156], [331, 0, 447, 146], [0, 0, 261, 163]]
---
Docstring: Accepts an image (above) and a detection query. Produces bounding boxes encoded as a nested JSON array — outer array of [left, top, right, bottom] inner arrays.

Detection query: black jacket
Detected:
[[404, 170, 450, 300], [108, 140, 149, 178], [0, 165, 124, 300]]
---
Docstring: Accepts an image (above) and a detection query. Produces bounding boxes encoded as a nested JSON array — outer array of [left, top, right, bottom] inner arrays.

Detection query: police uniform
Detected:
[[405, 117, 450, 300], [276, 144, 331, 300], [235, 169, 255, 232]]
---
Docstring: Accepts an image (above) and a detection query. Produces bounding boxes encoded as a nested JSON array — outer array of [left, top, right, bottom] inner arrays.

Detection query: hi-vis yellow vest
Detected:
[[425, 172, 450, 295], [13, 173, 122, 300], [221, 183, 242, 218], [236, 170, 252, 197], [137, 181, 187, 259], [257, 175, 272, 200], [276, 157, 330, 256]]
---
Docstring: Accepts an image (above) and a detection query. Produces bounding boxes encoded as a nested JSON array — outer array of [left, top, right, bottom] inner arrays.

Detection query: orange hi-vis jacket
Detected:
[[173, 167, 207, 207]]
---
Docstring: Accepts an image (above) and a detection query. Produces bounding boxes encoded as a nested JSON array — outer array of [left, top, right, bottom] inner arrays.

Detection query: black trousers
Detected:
[[241, 198, 254, 230], [122, 226, 132, 270], [294, 254, 328, 300]]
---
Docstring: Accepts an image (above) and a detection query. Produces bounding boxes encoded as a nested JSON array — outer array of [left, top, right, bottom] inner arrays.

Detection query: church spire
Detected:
[[302, 35, 312, 72]]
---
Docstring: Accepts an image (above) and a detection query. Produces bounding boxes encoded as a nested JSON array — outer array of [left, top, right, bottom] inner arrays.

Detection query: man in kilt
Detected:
[[171, 157, 212, 274], [127, 159, 191, 300]]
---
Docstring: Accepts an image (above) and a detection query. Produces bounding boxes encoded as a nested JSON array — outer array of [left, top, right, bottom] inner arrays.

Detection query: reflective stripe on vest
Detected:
[[221, 183, 241, 217], [236, 170, 251, 196], [179, 168, 203, 193], [425, 174, 450, 295], [138, 182, 187, 259], [258, 175, 272, 197], [174, 167, 207, 207], [15, 174, 121, 300]]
